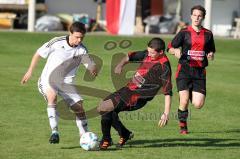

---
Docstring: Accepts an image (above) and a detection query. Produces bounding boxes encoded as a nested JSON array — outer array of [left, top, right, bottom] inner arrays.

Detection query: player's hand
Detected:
[[174, 49, 182, 59], [207, 52, 214, 60], [158, 113, 169, 128], [88, 65, 98, 77], [90, 67, 98, 77], [90, 70, 97, 77], [21, 70, 32, 84], [114, 65, 123, 74]]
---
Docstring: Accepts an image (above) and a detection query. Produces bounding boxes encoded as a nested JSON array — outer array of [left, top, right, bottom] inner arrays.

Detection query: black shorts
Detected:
[[104, 87, 149, 113], [176, 64, 206, 95], [176, 78, 206, 95]]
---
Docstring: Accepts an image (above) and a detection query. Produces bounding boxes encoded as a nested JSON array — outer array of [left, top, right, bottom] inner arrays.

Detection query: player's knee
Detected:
[[71, 102, 84, 113], [97, 105, 107, 114], [193, 101, 204, 109], [97, 105, 107, 115], [180, 99, 189, 107], [97, 101, 114, 114]]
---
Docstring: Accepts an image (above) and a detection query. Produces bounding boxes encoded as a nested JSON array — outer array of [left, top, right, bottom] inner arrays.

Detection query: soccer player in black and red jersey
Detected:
[[96, 38, 172, 149], [168, 5, 216, 134]]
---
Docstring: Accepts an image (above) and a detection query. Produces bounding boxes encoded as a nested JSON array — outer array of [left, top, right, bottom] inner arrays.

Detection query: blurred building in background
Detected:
[[0, 0, 239, 37]]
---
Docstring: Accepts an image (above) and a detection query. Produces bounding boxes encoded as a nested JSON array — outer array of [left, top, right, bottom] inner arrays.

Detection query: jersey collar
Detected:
[[189, 26, 204, 34], [66, 35, 81, 48], [65, 35, 83, 50]]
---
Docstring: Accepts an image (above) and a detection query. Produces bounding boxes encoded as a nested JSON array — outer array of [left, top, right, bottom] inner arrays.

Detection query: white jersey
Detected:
[[37, 36, 95, 86]]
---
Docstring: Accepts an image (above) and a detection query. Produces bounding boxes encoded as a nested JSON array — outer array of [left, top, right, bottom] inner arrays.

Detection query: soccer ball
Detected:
[[80, 132, 98, 151]]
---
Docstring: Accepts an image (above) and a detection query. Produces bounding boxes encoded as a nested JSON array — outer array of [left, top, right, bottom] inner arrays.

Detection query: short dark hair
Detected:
[[191, 5, 206, 18], [69, 22, 86, 34], [148, 37, 165, 52]]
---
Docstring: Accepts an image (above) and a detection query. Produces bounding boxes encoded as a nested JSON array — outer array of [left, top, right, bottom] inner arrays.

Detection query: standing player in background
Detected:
[[97, 38, 172, 149], [21, 22, 97, 143], [168, 5, 216, 134]]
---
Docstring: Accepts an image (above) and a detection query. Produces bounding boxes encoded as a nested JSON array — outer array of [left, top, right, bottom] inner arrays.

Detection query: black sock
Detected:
[[111, 111, 130, 138], [101, 111, 113, 140], [178, 109, 188, 130]]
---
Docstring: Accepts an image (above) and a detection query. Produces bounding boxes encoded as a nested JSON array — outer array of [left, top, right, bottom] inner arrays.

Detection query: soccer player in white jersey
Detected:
[[21, 22, 97, 144]]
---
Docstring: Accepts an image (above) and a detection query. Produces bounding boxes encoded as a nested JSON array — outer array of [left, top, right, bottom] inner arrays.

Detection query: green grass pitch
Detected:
[[0, 31, 240, 159]]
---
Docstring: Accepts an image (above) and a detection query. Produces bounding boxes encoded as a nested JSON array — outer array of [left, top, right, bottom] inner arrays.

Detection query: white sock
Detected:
[[47, 106, 59, 134], [76, 116, 88, 136]]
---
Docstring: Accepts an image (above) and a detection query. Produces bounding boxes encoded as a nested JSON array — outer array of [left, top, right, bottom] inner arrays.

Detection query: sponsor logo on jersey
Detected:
[[187, 50, 205, 56], [188, 50, 205, 61], [132, 72, 145, 87]]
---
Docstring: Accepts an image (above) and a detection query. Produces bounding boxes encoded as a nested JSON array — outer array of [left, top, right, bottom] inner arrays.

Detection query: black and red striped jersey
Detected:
[[168, 26, 216, 68], [125, 50, 172, 99]]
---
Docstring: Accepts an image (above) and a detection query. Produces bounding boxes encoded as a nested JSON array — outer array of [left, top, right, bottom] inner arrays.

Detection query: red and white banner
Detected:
[[106, 0, 137, 35]]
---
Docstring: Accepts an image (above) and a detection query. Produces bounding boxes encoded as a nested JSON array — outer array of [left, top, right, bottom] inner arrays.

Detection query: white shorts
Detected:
[[38, 78, 83, 106]]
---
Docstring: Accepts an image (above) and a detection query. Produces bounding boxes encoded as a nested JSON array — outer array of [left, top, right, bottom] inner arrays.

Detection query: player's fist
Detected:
[[207, 52, 214, 60], [174, 49, 182, 59], [114, 65, 123, 74], [90, 66, 98, 77]]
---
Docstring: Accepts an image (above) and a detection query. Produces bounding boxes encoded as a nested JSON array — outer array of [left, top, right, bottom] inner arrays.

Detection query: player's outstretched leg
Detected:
[[178, 109, 189, 134], [71, 101, 88, 137]]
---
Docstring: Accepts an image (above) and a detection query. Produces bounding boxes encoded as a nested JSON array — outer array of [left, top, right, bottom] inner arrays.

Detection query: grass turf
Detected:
[[0, 31, 240, 159]]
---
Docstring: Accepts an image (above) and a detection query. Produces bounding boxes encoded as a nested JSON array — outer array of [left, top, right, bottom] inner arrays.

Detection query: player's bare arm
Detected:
[[21, 53, 42, 84], [158, 95, 171, 127], [114, 55, 129, 74]]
